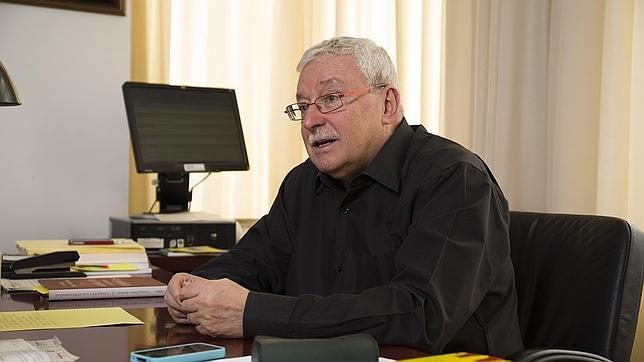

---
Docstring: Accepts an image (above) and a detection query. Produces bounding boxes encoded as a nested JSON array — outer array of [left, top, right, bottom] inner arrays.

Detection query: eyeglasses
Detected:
[[284, 83, 387, 121]]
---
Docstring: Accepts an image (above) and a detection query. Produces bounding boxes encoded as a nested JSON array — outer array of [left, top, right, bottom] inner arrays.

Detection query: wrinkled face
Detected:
[[297, 55, 388, 184]]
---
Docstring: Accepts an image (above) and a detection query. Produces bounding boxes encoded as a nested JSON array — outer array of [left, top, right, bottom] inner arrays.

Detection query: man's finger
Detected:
[[179, 280, 203, 301], [167, 307, 190, 323], [167, 304, 186, 317], [180, 296, 200, 314], [195, 324, 207, 336]]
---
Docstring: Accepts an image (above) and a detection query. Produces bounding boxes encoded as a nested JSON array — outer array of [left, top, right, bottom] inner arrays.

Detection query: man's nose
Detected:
[[301, 105, 326, 130]]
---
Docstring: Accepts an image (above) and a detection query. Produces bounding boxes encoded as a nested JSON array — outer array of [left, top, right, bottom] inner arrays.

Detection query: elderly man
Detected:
[[164, 36, 523, 356]]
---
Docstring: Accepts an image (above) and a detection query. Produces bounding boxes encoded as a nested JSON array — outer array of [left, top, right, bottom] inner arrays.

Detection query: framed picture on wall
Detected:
[[0, 0, 125, 16]]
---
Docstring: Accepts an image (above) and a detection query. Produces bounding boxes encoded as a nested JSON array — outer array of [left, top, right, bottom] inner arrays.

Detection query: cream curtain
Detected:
[[442, 0, 644, 359], [164, 0, 304, 217], [443, 0, 644, 229], [129, 0, 171, 213]]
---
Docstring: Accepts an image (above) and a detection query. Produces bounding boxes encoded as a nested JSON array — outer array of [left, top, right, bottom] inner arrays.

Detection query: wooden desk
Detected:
[[1, 271, 427, 360], [1, 294, 254, 360]]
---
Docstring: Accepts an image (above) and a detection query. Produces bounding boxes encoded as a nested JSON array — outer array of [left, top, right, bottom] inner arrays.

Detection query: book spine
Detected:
[[48, 286, 166, 301]]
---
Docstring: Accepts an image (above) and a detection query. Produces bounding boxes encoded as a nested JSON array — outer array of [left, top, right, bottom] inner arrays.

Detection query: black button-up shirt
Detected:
[[193, 119, 523, 356]]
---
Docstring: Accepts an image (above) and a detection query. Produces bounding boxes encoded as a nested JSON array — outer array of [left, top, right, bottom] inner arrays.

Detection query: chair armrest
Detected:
[[509, 348, 613, 362]]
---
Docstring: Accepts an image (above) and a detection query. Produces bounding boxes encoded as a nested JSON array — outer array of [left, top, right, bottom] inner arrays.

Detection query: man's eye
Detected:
[[321, 94, 340, 103], [298, 103, 310, 112]]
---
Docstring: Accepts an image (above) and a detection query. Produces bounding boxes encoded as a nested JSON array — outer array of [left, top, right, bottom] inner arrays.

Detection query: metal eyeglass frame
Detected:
[[284, 83, 387, 121]]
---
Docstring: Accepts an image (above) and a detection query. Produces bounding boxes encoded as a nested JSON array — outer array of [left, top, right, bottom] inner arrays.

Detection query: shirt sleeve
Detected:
[[242, 162, 514, 354], [191, 178, 293, 294]]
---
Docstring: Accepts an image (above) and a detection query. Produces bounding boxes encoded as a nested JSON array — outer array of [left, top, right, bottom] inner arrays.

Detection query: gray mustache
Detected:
[[307, 128, 340, 146]]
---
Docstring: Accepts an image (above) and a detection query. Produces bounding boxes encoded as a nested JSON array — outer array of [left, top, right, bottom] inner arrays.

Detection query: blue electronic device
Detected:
[[130, 342, 226, 362]]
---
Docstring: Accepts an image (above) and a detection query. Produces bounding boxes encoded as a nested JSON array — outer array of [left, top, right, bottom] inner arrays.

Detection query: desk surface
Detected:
[[1, 270, 427, 361]]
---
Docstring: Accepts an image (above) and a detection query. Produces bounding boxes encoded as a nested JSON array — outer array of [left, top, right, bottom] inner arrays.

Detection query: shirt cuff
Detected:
[[243, 291, 298, 337]]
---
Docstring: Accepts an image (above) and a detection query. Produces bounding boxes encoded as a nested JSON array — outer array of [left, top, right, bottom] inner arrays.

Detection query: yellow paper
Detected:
[[400, 353, 509, 362], [15, 239, 145, 255], [71, 263, 140, 272], [168, 245, 227, 254], [0, 307, 144, 332], [33, 285, 49, 295]]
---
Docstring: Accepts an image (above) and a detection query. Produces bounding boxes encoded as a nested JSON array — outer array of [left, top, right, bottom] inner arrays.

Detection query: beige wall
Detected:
[[0, 2, 130, 248]]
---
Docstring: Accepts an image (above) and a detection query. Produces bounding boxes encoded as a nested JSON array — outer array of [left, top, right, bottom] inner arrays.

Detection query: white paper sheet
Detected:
[[0, 336, 78, 362]]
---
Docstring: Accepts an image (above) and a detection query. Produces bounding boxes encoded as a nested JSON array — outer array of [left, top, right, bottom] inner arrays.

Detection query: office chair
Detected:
[[508, 211, 644, 362]]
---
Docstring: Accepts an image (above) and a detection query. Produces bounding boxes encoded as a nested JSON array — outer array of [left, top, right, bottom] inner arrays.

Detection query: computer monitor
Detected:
[[122, 81, 249, 213]]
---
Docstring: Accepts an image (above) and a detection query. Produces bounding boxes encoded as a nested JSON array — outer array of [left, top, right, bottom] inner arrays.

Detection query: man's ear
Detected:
[[382, 86, 401, 125]]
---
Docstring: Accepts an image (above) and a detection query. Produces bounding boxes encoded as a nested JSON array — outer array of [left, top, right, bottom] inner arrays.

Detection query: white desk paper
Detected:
[[0, 336, 78, 362]]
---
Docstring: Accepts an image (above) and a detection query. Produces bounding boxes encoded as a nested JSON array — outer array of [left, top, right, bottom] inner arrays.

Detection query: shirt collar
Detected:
[[362, 118, 413, 192], [314, 118, 414, 193]]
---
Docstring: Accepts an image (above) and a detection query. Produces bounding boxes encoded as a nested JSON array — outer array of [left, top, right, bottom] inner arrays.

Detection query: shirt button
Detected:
[[343, 208, 351, 215], [336, 264, 344, 272]]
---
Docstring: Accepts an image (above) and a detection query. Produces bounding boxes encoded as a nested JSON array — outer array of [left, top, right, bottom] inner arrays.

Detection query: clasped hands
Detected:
[[164, 273, 250, 338]]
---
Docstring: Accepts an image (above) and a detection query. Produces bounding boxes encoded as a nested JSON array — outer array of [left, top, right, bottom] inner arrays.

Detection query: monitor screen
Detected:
[[122, 82, 249, 174]]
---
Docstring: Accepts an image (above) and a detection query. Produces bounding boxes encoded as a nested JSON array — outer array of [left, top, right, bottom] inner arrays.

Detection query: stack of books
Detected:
[[15, 239, 152, 276]]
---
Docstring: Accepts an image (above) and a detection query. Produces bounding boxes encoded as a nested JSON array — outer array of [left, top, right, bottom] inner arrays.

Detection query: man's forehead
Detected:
[[296, 55, 365, 98], [319, 77, 343, 86], [298, 56, 358, 83], [296, 77, 345, 100], [305, 76, 345, 89]]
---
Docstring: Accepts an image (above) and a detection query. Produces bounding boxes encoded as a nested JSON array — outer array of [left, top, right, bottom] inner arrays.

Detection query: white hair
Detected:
[[297, 37, 398, 88]]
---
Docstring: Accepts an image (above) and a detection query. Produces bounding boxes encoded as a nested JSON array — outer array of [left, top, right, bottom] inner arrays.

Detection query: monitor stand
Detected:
[[156, 173, 190, 213]]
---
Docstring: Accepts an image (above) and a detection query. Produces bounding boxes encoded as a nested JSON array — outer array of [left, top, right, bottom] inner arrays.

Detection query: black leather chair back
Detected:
[[509, 211, 644, 362]]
